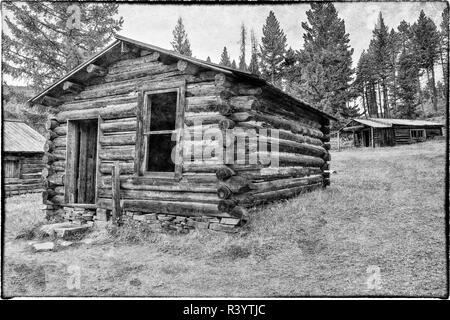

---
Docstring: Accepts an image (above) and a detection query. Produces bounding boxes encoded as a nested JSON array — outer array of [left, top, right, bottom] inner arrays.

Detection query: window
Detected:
[[136, 83, 185, 179], [4, 159, 20, 178], [411, 129, 425, 139]]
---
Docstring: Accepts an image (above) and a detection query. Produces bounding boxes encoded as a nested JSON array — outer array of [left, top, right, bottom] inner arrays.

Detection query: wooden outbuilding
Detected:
[[339, 118, 444, 148], [28, 35, 336, 232], [3, 119, 45, 196]]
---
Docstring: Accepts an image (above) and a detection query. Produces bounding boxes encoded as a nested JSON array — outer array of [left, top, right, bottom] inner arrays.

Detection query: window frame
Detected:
[[134, 81, 186, 181], [410, 129, 425, 140]]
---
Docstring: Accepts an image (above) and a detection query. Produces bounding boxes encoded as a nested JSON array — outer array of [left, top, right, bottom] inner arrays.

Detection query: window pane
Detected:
[[147, 134, 176, 172], [149, 91, 178, 131]]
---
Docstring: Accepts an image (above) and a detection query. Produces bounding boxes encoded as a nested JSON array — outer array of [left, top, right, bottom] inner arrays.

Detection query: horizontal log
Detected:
[[71, 72, 185, 100], [98, 199, 230, 217], [237, 182, 323, 207], [98, 147, 135, 161], [57, 103, 136, 121], [249, 175, 323, 193], [100, 133, 136, 146], [105, 63, 179, 83], [186, 95, 220, 112], [100, 119, 137, 133], [108, 51, 160, 72], [259, 152, 325, 167], [186, 81, 217, 97], [185, 112, 226, 126], [240, 166, 322, 181], [101, 178, 217, 193], [98, 188, 218, 203], [60, 92, 137, 111]]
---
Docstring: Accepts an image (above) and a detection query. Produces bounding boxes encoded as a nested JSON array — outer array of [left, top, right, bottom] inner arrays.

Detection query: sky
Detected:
[[3, 1, 447, 85], [118, 2, 447, 67]]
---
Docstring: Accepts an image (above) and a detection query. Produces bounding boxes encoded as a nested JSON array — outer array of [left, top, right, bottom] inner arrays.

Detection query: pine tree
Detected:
[[387, 28, 400, 114], [219, 46, 231, 67], [411, 10, 440, 112], [397, 20, 412, 51], [440, 7, 449, 98], [282, 47, 302, 96], [299, 3, 354, 117], [238, 23, 247, 71], [396, 49, 421, 118], [371, 12, 391, 117], [259, 10, 287, 85], [171, 17, 192, 56], [2, 2, 123, 90], [206, 56, 211, 63], [248, 29, 260, 75], [231, 59, 237, 69]]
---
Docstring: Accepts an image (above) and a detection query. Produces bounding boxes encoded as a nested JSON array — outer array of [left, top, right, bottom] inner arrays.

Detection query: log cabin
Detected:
[[28, 35, 336, 232], [3, 119, 45, 196], [339, 118, 444, 148]]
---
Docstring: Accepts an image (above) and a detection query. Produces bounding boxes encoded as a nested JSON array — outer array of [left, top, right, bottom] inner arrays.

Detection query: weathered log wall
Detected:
[[208, 73, 331, 219], [4, 153, 44, 197], [41, 46, 333, 230]]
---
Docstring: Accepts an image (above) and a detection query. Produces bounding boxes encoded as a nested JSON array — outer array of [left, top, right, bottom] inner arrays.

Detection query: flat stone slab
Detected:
[[32, 242, 55, 252], [54, 225, 91, 239], [40, 222, 74, 236]]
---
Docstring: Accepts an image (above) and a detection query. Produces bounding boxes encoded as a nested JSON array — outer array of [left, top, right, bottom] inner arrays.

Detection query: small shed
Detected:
[[3, 119, 45, 196], [28, 35, 336, 232], [339, 118, 444, 148]]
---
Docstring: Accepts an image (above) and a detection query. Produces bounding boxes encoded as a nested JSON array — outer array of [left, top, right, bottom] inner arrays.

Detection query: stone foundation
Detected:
[[59, 207, 244, 233], [122, 211, 243, 234]]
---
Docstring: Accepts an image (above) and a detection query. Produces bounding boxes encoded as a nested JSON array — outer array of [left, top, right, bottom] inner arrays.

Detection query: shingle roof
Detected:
[[353, 119, 392, 128], [3, 120, 46, 153], [366, 118, 444, 127], [28, 35, 337, 121]]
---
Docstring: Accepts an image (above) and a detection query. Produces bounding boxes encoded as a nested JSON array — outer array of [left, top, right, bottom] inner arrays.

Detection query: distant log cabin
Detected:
[[28, 35, 336, 232], [3, 119, 45, 196], [339, 118, 444, 148]]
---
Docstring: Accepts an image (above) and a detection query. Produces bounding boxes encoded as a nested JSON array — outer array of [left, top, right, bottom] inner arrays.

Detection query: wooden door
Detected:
[[65, 119, 98, 204]]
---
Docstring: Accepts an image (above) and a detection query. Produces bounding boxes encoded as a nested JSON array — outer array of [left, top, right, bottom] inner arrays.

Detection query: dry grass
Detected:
[[2, 140, 447, 297]]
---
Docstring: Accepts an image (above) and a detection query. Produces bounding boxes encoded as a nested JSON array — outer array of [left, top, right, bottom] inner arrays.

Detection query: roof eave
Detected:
[[28, 34, 336, 122]]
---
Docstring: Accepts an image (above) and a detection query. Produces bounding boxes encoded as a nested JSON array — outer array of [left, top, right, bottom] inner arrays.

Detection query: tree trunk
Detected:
[[417, 76, 424, 113], [377, 83, 383, 118], [382, 79, 389, 118], [430, 66, 438, 112]]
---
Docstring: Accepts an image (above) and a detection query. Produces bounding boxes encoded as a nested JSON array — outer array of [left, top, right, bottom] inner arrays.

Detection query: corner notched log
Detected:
[[45, 119, 59, 130], [63, 81, 84, 94], [86, 64, 107, 77], [41, 96, 62, 107], [177, 60, 200, 75], [216, 166, 236, 181]]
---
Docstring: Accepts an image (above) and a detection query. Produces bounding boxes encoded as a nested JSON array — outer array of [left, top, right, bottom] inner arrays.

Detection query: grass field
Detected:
[[2, 140, 447, 297]]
